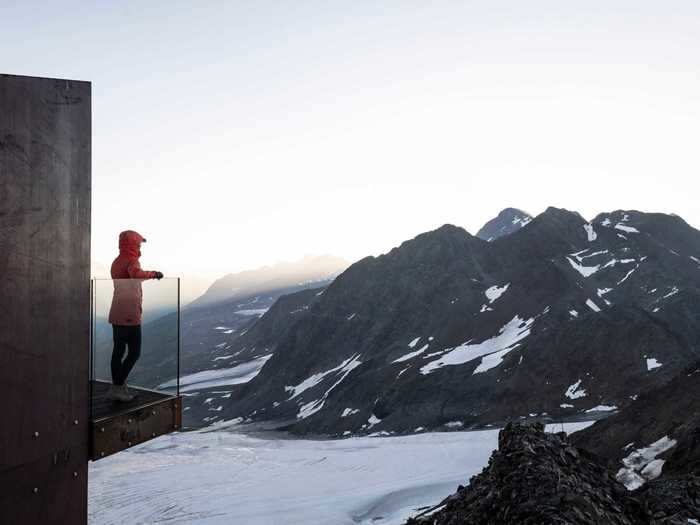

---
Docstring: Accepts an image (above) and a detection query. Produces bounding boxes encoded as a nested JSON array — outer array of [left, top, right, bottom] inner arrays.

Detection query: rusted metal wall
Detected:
[[0, 74, 91, 525], [91, 395, 182, 460]]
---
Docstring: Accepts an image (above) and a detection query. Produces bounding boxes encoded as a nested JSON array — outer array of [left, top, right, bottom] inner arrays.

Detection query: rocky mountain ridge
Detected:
[[176, 208, 700, 433]]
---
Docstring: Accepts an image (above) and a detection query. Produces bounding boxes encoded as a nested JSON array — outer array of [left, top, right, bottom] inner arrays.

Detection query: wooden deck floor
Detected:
[[91, 380, 175, 421]]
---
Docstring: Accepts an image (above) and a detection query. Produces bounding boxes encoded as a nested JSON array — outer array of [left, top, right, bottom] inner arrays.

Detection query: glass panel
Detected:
[[90, 278, 180, 419]]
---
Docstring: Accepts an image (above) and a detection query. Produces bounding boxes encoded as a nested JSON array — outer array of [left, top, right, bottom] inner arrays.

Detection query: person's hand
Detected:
[[154, 271, 164, 280]]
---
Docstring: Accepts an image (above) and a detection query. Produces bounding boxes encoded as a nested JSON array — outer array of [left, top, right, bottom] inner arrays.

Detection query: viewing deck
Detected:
[[89, 277, 182, 461], [90, 380, 181, 460]]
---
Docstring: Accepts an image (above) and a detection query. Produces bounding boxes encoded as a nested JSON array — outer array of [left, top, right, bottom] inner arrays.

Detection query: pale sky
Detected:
[[3, 1, 699, 296]]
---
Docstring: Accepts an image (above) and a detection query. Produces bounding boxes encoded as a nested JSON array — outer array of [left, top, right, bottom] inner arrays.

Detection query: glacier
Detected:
[[89, 422, 592, 524]]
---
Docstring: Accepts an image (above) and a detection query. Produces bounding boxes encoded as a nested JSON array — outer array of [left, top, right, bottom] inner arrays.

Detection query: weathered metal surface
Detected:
[[90, 395, 182, 460], [0, 74, 91, 525]]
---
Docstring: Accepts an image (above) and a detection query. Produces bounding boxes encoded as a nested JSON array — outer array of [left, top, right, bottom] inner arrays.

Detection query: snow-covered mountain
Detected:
[[475, 207, 532, 241], [166, 208, 700, 433]]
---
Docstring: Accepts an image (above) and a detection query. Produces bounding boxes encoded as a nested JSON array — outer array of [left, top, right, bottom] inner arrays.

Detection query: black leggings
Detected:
[[111, 325, 142, 386]]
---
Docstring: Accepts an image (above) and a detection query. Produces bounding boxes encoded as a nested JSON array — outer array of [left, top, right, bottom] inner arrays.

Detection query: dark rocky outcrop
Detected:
[[637, 475, 700, 524], [407, 423, 699, 525], [572, 360, 700, 479]]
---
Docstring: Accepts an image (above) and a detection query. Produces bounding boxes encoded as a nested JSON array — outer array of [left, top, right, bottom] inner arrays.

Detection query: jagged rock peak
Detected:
[[476, 208, 533, 241], [517, 206, 589, 239], [593, 209, 692, 229], [324, 223, 479, 292], [538, 206, 586, 223], [386, 223, 480, 256], [417, 223, 476, 241]]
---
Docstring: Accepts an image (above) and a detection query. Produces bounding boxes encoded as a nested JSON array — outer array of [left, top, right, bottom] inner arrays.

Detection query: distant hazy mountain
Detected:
[[196, 207, 700, 435], [476, 207, 533, 241], [188, 255, 348, 309]]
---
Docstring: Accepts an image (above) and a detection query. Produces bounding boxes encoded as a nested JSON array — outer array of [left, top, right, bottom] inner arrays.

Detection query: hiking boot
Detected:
[[110, 385, 135, 402], [123, 383, 137, 397], [118, 385, 136, 402], [106, 384, 121, 401]]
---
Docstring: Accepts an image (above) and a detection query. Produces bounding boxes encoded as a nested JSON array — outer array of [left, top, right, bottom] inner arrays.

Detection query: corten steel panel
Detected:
[[90, 395, 182, 460], [0, 74, 91, 525]]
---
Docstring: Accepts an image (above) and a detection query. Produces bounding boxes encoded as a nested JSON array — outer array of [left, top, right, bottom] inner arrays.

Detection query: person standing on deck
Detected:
[[108, 230, 163, 402]]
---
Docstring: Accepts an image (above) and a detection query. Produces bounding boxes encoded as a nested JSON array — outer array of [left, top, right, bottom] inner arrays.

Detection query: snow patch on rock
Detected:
[[584, 223, 597, 241], [646, 358, 662, 371], [585, 405, 618, 413], [586, 299, 601, 312], [393, 344, 430, 363], [565, 380, 587, 400], [567, 257, 600, 278], [616, 436, 677, 490], [367, 414, 382, 428], [235, 308, 269, 316], [485, 283, 510, 304], [286, 355, 362, 399], [420, 316, 534, 375], [615, 224, 639, 234]]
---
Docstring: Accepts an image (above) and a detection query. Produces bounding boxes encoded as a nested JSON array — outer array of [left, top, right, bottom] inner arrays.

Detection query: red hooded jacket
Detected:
[[108, 230, 158, 326]]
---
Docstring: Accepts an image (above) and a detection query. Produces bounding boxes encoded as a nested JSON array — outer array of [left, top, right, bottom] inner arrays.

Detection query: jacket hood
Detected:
[[118, 230, 146, 258]]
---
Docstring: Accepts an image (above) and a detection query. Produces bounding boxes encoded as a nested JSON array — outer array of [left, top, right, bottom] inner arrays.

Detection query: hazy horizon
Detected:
[[93, 204, 699, 304], [3, 1, 700, 291], [90, 204, 700, 274]]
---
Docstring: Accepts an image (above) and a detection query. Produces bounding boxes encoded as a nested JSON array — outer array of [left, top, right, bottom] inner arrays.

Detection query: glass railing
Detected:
[[90, 278, 180, 420]]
